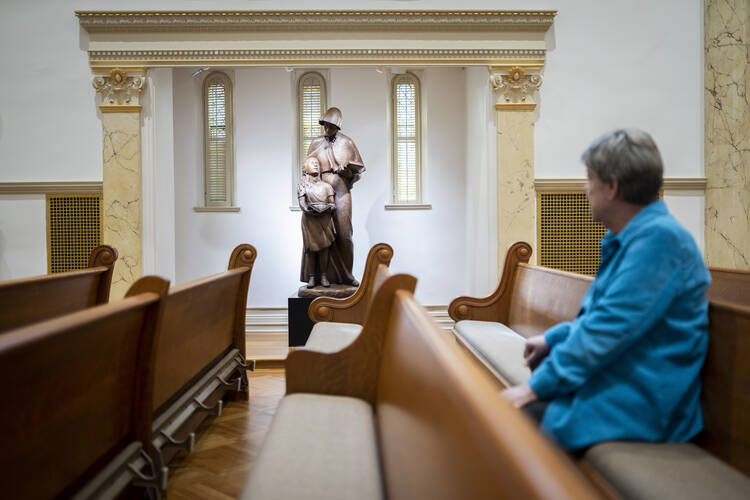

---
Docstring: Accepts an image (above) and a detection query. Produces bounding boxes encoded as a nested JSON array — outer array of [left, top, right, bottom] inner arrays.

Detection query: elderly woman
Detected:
[[503, 129, 711, 452]]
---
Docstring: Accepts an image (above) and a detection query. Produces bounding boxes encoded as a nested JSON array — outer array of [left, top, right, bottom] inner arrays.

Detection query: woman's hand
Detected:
[[524, 335, 550, 371], [501, 383, 538, 408]]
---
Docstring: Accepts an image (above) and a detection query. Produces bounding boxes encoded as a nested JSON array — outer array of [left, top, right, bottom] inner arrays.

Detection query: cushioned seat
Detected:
[[453, 320, 531, 386], [584, 441, 750, 500], [242, 393, 383, 500], [305, 322, 362, 352]]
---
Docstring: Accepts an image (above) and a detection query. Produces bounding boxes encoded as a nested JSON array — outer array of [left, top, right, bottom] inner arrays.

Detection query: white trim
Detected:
[[193, 206, 241, 213], [384, 204, 432, 210], [0, 182, 102, 194], [535, 178, 708, 191]]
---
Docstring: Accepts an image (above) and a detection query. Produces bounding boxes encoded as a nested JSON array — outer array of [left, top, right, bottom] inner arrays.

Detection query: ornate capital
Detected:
[[92, 68, 145, 109], [490, 66, 542, 107]]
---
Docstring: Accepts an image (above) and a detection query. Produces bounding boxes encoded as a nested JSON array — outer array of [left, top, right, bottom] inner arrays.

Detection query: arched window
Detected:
[[391, 73, 422, 205], [294, 72, 327, 204], [203, 72, 234, 207]]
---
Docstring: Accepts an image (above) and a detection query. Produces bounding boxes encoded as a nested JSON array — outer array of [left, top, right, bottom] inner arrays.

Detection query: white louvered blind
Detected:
[[392, 74, 421, 204], [204, 73, 233, 206], [295, 72, 327, 203]]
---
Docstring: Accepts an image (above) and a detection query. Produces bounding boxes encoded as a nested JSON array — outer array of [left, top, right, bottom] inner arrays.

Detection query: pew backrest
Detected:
[[152, 244, 255, 413], [0, 244, 117, 333], [0, 276, 167, 499], [376, 290, 603, 500], [308, 242, 393, 324], [700, 267, 750, 477]]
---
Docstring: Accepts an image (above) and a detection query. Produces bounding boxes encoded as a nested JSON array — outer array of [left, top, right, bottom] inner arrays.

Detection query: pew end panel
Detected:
[[376, 290, 604, 500], [87, 244, 118, 304], [286, 271, 417, 405], [0, 276, 169, 499], [228, 243, 258, 366], [448, 241, 532, 323], [308, 242, 393, 324], [149, 244, 255, 477], [0, 244, 119, 333]]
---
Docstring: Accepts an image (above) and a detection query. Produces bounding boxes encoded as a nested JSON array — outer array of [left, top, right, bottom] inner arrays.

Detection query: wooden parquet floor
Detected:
[[166, 368, 285, 499]]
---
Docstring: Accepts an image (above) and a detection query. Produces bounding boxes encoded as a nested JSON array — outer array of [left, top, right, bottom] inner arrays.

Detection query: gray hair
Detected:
[[581, 129, 663, 205]]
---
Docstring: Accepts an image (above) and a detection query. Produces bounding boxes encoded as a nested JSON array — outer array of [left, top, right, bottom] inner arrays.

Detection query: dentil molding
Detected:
[[76, 10, 556, 33]]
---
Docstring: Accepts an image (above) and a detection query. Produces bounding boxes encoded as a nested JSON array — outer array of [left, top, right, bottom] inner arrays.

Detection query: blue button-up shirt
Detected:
[[528, 201, 710, 451]]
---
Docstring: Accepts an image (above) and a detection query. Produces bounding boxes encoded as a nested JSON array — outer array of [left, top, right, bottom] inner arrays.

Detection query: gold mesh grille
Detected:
[[47, 194, 102, 273], [537, 192, 606, 276]]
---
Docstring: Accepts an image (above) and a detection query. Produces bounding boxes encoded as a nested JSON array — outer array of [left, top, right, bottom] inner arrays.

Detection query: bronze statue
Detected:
[[302, 107, 365, 287], [298, 156, 336, 288]]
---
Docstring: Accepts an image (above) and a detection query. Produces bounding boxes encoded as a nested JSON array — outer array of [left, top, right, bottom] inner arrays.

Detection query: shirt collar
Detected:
[[603, 200, 667, 248]]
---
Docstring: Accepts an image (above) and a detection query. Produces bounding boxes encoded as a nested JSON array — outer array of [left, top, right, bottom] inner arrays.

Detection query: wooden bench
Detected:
[[449, 242, 750, 499], [242, 274, 603, 500], [0, 275, 168, 499], [149, 243, 257, 487], [0, 244, 117, 333], [304, 242, 394, 351]]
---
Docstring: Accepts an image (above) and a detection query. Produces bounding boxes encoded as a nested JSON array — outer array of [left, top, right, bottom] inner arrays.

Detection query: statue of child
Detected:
[[298, 156, 336, 288]]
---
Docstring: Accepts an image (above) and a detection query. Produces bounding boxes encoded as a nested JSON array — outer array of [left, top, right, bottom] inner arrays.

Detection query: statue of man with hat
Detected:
[[302, 107, 365, 287]]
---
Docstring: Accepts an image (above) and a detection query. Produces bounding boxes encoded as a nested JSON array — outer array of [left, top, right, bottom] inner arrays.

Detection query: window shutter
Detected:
[[295, 72, 327, 204], [392, 74, 421, 204], [204, 73, 233, 207]]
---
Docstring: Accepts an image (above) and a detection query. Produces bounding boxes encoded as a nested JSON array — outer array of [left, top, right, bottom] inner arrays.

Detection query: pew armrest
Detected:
[[448, 241, 531, 322], [308, 243, 393, 324]]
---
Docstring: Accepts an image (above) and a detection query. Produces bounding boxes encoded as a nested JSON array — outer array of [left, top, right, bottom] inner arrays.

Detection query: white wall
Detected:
[[0, 0, 705, 301], [0, 196, 47, 280]]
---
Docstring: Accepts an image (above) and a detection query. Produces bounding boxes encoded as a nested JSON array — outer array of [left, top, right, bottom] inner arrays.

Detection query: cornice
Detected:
[[87, 49, 547, 68], [0, 182, 102, 194], [534, 178, 708, 191], [76, 10, 556, 33]]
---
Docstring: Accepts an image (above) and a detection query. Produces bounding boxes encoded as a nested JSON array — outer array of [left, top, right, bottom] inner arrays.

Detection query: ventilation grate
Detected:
[[537, 192, 606, 276], [47, 194, 102, 273]]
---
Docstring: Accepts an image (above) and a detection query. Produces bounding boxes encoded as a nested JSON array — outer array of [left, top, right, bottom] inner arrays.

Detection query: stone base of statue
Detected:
[[288, 285, 357, 346], [296, 284, 357, 298]]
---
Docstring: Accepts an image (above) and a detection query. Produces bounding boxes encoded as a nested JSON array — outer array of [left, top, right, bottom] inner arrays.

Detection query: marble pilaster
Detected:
[[93, 69, 145, 299], [491, 66, 541, 271], [705, 0, 750, 269]]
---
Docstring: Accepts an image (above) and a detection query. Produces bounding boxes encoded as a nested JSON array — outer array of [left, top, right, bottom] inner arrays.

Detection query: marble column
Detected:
[[705, 0, 750, 269], [491, 66, 541, 271], [92, 69, 145, 299]]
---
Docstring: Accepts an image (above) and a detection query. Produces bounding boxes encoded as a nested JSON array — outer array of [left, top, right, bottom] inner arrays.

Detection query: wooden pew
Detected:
[[0, 244, 117, 333], [243, 276, 603, 499], [150, 244, 257, 483], [449, 242, 750, 498], [303, 242, 394, 351], [0, 275, 168, 499]]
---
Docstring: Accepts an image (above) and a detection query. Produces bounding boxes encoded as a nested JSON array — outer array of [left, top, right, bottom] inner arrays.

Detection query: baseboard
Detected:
[[244, 305, 453, 360]]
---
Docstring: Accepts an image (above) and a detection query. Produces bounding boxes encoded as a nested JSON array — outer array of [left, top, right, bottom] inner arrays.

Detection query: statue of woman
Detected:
[[305, 107, 365, 286]]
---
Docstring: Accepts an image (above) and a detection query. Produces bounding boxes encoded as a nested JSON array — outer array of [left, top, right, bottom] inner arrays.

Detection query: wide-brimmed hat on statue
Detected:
[[319, 107, 343, 129]]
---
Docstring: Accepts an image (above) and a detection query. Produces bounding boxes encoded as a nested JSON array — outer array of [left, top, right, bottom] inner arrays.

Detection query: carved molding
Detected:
[[490, 65, 542, 105], [76, 10, 556, 33], [91, 68, 145, 107], [87, 49, 547, 67]]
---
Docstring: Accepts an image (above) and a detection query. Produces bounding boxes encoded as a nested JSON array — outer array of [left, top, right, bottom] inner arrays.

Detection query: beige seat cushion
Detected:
[[453, 320, 530, 386], [242, 393, 383, 500], [584, 441, 750, 500], [305, 321, 362, 352]]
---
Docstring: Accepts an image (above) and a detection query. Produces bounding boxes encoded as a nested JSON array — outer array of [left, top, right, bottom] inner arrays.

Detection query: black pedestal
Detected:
[[288, 294, 315, 346]]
